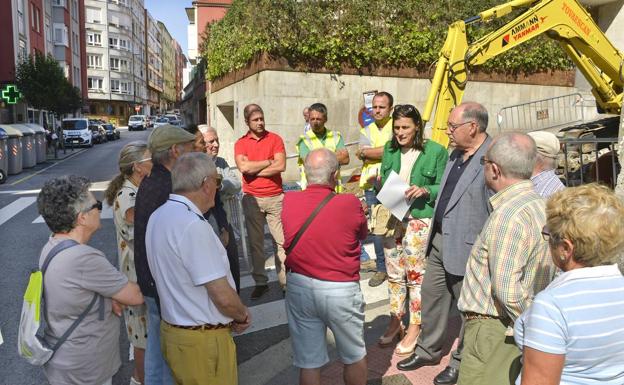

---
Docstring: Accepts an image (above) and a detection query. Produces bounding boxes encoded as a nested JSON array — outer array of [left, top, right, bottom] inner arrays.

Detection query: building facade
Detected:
[[174, 40, 186, 106], [158, 21, 175, 112], [144, 9, 162, 115], [84, 0, 145, 126], [1, 0, 87, 124]]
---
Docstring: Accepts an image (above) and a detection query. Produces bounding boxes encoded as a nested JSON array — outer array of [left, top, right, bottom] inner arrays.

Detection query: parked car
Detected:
[[165, 114, 181, 126], [62, 118, 92, 147], [128, 115, 147, 131], [103, 123, 120, 140], [153, 117, 170, 128], [89, 124, 107, 144]]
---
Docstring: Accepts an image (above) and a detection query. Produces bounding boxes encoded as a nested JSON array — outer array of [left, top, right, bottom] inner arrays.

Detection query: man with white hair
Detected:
[[456, 133, 556, 385], [527, 131, 565, 198], [282, 148, 368, 385], [147, 152, 250, 385]]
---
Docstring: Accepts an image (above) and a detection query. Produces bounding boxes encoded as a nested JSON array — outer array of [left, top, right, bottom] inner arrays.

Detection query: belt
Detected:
[[163, 320, 231, 331], [463, 312, 507, 322]]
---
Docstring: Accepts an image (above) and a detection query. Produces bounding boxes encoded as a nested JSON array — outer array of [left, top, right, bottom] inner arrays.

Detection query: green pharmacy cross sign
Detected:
[[1, 85, 22, 104]]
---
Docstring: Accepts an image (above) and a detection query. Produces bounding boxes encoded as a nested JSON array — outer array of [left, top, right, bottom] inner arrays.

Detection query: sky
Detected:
[[144, 0, 193, 55]]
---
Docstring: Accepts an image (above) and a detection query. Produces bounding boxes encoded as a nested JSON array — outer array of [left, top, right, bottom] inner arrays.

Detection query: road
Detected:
[[0, 127, 434, 385]]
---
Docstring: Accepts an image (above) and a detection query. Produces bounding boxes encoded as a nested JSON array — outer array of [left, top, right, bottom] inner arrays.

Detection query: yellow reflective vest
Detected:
[[359, 119, 393, 189], [296, 129, 343, 192]]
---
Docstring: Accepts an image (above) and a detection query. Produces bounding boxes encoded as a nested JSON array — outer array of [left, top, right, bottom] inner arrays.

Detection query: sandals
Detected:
[[378, 324, 405, 347], [394, 337, 418, 357]]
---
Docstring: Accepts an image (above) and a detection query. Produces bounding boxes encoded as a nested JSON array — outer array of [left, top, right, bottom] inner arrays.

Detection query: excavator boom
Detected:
[[424, 0, 624, 147]]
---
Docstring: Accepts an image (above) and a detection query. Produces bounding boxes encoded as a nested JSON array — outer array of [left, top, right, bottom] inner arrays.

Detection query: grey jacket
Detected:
[[214, 156, 241, 200], [427, 135, 493, 276]]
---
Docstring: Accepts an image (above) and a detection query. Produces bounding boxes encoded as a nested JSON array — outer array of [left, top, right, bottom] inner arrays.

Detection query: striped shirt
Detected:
[[458, 181, 556, 321], [514, 264, 624, 385], [531, 169, 565, 198]]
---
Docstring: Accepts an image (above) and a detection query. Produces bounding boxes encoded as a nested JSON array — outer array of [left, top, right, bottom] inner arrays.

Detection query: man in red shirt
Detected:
[[234, 104, 287, 299], [282, 148, 368, 385]]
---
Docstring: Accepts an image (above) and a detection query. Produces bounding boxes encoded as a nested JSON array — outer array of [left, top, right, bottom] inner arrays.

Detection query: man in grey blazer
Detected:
[[397, 102, 493, 385]]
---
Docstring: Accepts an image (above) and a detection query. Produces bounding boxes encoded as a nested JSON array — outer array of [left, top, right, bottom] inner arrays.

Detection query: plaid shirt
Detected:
[[458, 180, 556, 321], [531, 169, 565, 198]]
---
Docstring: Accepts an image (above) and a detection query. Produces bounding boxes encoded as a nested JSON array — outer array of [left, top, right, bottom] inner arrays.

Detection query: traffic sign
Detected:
[[1, 85, 22, 105], [135, 106, 140, 112]]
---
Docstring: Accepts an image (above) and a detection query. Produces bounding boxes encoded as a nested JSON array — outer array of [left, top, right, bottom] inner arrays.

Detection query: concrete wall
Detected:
[[209, 70, 576, 182]]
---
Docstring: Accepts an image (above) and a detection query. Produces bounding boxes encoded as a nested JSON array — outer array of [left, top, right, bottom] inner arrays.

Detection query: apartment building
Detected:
[[144, 9, 162, 115], [0, 0, 87, 124], [84, 0, 145, 126], [174, 40, 186, 103], [158, 20, 175, 112]]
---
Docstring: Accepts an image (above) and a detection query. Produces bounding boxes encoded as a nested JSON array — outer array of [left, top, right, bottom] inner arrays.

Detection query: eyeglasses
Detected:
[[447, 120, 474, 132], [541, 226, 552, 241], [479, 156, 496, 166], [85, 200, 102, 212], [136, 157, 151, 163], [202, 174, 223, 189]]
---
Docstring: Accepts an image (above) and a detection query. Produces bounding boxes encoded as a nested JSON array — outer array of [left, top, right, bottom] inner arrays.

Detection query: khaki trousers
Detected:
[[242, 193, 287, 286], [160, 322, 237, 385], [457, 318, 522, 385]]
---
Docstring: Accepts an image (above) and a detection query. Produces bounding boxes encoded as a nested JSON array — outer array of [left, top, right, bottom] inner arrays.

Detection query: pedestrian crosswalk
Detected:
[[0, 192, 387, 337]]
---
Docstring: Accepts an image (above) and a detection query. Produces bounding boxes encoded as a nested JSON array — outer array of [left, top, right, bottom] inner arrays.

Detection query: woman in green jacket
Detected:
[[376, 104, 448, 357]]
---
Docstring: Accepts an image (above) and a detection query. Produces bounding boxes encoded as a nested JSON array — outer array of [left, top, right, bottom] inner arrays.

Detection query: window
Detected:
[[18, 0, 25, 35], [86, 7, 101, 23], [53, 23, 68, 46], [109, 58, 128, 72], [52, 0, 66, 7], [45, 16, 51, 44], [73, 66, 80, 88], [87, 32, 102, 46], [110, 80, 131, 94], [18, 40, 27, 62], [87, 55, 102, 69], [71, 0, 78, 19], [88, 77, 103, 90], [35, 7, 40, 33], [109, 37, 129, 50]]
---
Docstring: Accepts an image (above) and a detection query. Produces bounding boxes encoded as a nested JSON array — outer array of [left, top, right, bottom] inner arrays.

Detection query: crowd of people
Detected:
[[33, 93, 624, 385]]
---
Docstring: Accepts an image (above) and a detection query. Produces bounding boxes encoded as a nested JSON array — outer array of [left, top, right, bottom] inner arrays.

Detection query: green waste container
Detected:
[[13, 124, 36, 168], [1, 125, 23, 175]]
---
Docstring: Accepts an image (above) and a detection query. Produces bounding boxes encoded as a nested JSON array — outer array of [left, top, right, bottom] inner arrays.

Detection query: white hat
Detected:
[[528, 131, 560, 159]]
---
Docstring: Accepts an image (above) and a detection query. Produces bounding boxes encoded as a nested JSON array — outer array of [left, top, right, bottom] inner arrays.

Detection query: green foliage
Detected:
[[15, 53, 83, 115], [200, 0, 574, 81]]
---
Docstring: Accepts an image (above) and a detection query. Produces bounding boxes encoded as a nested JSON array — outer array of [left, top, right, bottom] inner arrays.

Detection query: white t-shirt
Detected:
[[146, 194, 234, 326]]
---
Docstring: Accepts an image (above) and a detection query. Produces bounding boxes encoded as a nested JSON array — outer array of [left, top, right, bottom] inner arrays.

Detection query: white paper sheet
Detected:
[[376, 171, 413, 220]]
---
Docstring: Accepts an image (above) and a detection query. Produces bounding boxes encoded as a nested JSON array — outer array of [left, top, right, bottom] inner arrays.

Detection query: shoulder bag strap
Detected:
[[39, 239, 99, 354], [286, 192, 336, 255]]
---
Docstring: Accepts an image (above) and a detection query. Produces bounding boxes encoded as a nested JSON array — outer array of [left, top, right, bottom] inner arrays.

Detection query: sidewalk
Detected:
[[46, 145, 86, 161], [240, 241, 462, 385]]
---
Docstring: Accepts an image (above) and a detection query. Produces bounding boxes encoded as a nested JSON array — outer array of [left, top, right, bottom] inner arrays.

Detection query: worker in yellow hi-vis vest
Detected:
[[296, 103, 350, 192], [356, 91, 395, 287]]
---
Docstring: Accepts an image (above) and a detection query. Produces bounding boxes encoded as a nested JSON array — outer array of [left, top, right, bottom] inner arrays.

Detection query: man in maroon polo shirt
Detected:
[[283, 148, 368, 385], [234, 104, 287, 300]]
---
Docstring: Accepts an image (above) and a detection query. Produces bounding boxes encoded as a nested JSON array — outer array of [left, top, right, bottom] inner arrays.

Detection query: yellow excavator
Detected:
[[423, 0, 624, 148]]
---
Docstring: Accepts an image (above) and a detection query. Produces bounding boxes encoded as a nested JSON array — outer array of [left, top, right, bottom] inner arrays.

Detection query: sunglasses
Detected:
[[85, 200, 103, 212], [136, 157, 152, 163]]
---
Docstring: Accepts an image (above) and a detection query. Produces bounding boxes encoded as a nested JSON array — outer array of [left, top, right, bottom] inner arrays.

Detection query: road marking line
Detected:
[[242, 299, 288, 335], [0, 197, 36, 226], [8, 149, 86, 186]]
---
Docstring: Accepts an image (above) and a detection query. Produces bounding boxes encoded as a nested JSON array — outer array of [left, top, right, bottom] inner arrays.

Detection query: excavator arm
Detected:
[[423, 0, 624, 147]]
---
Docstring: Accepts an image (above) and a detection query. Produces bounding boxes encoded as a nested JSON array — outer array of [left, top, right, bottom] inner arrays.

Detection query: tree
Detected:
[[15, 52, 83, 115]]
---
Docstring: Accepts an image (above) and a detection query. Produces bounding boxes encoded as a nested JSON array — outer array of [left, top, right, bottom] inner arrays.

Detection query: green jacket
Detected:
[[380, 139, 448, 219]]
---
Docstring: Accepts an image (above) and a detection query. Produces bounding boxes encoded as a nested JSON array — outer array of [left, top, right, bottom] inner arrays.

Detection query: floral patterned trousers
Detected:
[[384, 217, 432, 325]]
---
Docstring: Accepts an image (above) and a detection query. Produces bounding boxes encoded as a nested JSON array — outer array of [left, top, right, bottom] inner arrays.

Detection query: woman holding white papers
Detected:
[[376, 104, 448, 357]]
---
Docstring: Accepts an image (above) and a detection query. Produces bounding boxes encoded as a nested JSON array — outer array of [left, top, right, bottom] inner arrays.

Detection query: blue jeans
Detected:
[[145, 296, 173, 385], [364, 189, 386, 272]]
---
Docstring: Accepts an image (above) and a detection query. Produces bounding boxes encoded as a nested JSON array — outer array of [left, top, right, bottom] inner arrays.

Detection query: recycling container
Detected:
[[1, 125, 23, 175], [0, 128, 8, 183], [13, 124, 36, 168], [25, 123, 47, 163]]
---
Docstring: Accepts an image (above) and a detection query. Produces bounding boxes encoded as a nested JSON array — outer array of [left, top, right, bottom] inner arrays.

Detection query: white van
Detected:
[[62, 118, 92, 147], [128, 115, 147, 131]]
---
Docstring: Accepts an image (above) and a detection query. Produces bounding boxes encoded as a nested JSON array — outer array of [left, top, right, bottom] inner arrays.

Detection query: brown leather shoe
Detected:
[[368, 271, 388, 287], [250, 285, 269, 300]]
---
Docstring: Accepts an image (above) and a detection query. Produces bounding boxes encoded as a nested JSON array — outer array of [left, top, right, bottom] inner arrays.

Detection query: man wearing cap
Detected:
[[527, 131, 565, 198], [134, 124, 198, 385]]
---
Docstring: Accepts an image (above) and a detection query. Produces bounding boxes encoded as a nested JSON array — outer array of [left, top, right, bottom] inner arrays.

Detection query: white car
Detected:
[[62, 118, 93, 147], [153, 117, 170, 128], [128, 115, 147, 131]]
